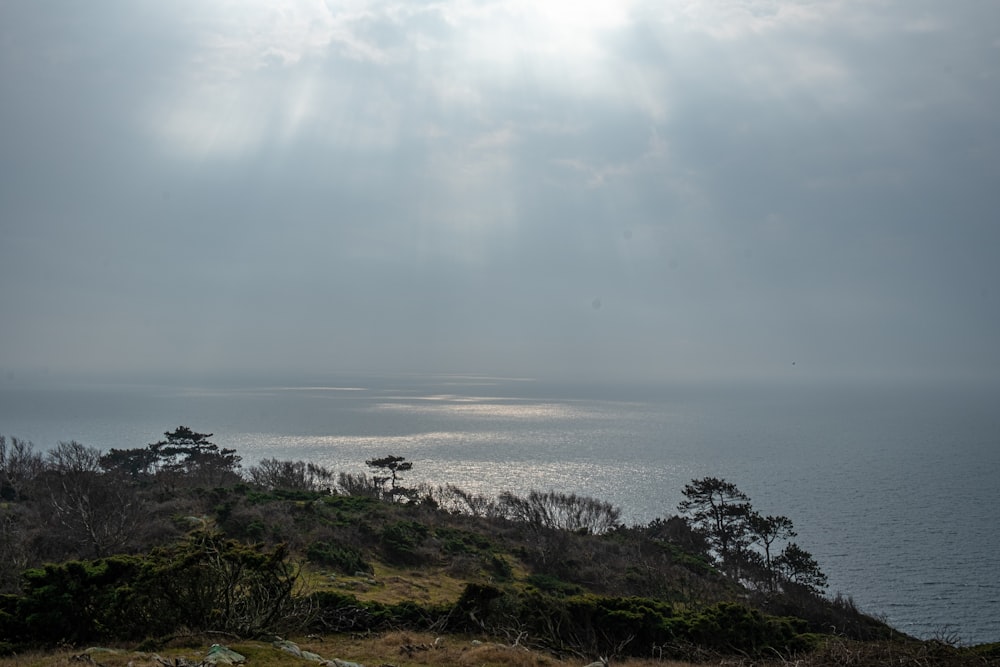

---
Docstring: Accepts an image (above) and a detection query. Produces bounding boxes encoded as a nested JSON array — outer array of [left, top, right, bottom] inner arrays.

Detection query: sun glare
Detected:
[[532, 0, 632, 56], [457, 0, 634, 73]]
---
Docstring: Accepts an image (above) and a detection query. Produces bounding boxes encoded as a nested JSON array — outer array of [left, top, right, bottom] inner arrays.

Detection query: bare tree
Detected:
[[0, 502, 33, 592], [498, 490, 621, 534], [337, 471, 382, 498], [246, 458, 335, 492], [43, 441, 145, 558], [0, 434, 44, 500], [435, 484, 500, 518]]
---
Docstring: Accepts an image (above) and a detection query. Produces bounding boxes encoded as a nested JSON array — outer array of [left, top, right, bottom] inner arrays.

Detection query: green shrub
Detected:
[[16, 556, 145, 644], [308, 590, 447, 634], [306, 541, 372, 574], [8, 532, 301, 645], [0, 594, 24, 648], [525, 573, 584, 596], [657, 541, 717, 575], [686, 602, 812, 655], [380, 520, 430, 564], [322, 494, 380, 513], [435, 526, 494, 554], [485, 553, 513, 581], [444, 587, 812, 659]]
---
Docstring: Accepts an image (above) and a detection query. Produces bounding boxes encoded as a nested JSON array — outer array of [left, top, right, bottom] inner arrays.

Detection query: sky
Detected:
[[1, 0, 999, 386]]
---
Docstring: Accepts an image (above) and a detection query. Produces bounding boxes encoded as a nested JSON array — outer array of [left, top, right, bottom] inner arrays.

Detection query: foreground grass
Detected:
[[0, 631, 698, 667], [2, 632, 996, 667]]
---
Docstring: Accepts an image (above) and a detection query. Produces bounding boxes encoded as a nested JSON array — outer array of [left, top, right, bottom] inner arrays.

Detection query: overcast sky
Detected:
[[1, 0, 998, 385]]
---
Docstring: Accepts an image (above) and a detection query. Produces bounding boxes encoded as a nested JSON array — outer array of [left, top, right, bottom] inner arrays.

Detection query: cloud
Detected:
[[1, 0, 998, 383]]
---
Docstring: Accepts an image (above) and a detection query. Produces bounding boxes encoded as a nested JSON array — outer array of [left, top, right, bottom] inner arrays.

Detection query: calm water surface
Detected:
[[1, 374, 997, 645]]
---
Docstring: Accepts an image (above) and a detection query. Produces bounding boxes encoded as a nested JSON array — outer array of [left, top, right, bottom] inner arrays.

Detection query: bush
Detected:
[[307, 590, 448, 634], [6, 532, 303, 646], [309, 590, 380, 633], [498, 490, 621, 534], [525, 573, 584, 596], [435, 526, 494, 554], [16, 556, 145, 644], [380, 520, 430, 565], [306, 541, 372, 574], [686, 602, 812, 655], [485, 552, 513, 581], [444, 586, 813, 659]]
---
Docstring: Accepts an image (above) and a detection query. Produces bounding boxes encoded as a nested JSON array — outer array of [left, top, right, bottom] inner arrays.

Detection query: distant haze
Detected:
[[2, 1, 999, 385]]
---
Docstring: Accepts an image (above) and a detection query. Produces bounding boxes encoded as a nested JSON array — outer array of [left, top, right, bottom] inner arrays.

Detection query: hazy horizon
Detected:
[[2, 1, 999, 386]]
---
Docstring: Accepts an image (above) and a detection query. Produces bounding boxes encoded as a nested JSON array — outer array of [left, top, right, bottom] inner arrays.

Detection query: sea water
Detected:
[[1, 374, 997, 645]]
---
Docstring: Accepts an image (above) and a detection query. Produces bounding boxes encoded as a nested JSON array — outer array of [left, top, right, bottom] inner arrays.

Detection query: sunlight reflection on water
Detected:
[[370, 399, 590, 420]]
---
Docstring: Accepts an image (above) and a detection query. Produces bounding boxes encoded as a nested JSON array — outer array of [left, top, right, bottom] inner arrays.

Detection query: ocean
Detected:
[[1, 373, 997, 645]]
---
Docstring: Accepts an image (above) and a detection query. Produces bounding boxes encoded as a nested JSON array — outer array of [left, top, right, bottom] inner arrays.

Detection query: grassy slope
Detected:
[[2, 632, 996, 667], [4, 488, 997, 665]]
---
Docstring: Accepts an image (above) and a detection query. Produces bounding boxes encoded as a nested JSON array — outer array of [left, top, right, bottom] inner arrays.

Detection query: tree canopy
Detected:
[[678, 476, 826, 595]]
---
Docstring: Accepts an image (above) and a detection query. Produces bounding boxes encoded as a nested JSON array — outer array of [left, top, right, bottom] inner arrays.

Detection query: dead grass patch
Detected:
[[0, 633, 691, 667], [4, 634, 986, 667]]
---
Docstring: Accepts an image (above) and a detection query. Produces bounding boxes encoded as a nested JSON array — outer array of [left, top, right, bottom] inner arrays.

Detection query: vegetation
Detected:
[[677, 477, 827, 595], [0, 429, 993, 666]]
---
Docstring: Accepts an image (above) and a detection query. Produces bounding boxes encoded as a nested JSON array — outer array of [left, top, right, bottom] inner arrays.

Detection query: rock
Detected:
[[332, 659, 364, 667], [203, 644, 246, 665], [274, 639, 304, 657], [274, 640, 329, 663]]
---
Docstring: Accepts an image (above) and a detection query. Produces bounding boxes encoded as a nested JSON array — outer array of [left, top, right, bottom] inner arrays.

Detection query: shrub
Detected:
[[8, 532, 303, 646], [525, 573, 584, 596], [16, 556, 145, 644], [435, 526, 494, 555], [485, 552, 513, 581], [309, 590, 381, 633], [380, 520, 430, 565], [498, 490, 621, 534], [306, 541, 372, 574]]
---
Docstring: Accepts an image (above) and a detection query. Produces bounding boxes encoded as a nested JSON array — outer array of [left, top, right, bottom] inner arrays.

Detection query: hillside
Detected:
[[2, 433, 998, 665]]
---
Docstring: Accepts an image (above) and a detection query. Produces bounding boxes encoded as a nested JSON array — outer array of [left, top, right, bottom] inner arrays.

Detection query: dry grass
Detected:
[[1, 633, 994, 667], [783, 636, 999, 666], [0, 632, 701, 667], [302, 551, 529, 607], [301, 562, 475, 606]]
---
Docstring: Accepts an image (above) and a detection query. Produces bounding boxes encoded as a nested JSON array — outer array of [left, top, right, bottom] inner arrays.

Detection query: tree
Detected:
[[246, 458, 335, 493], [747, 512, 797, 591], [498, 490, 621, 534], [677, 477, 752, 570], [150, 426, 241, 487], [46, 439, 102, 474], [774, 542, 828, 595], [365, 455, 414, 501], [435, 484, 499, 518], [641, 515, 711, 558], [337, 471, 383, 498], [0, 434, 43, 500], [148, 531, 304, 637], [0, 501, 32, 593], [99, 446, 160, 479], [43, 441, 145, 558]]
